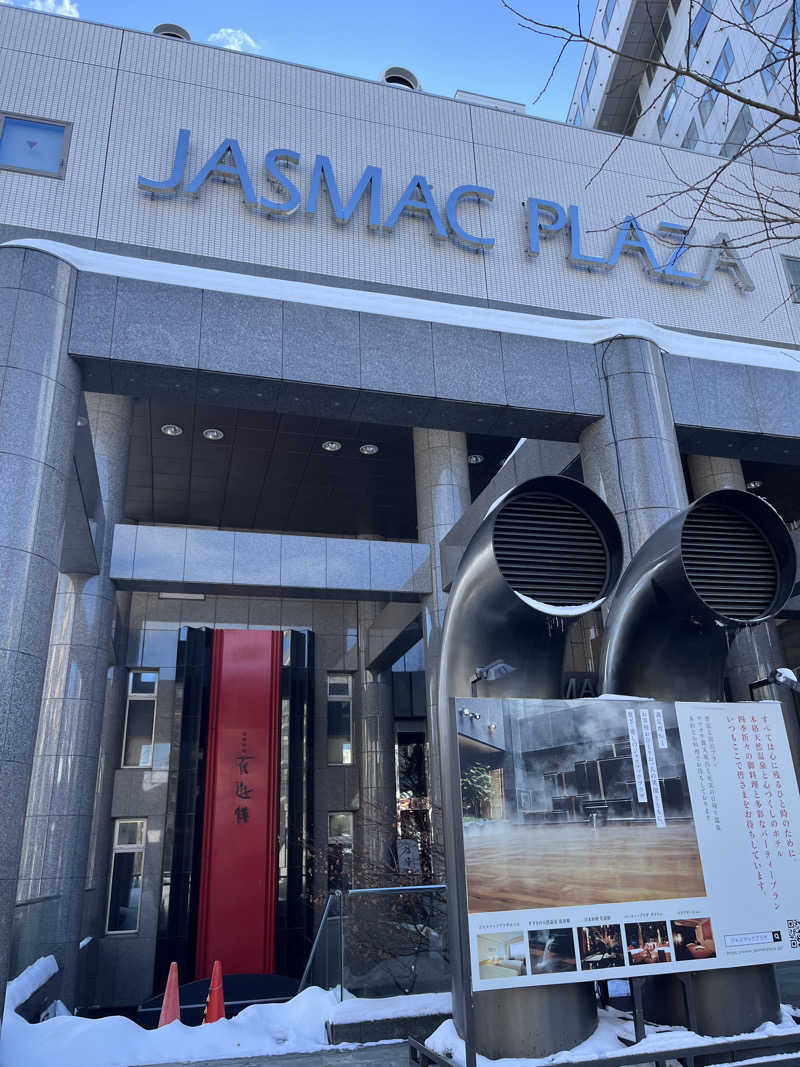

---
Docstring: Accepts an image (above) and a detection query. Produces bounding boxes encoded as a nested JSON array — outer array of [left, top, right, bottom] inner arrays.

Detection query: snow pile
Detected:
[[0, 958, 345, 1067], [426, 1004, 800, 1067], [330, 991, 451, 1023]]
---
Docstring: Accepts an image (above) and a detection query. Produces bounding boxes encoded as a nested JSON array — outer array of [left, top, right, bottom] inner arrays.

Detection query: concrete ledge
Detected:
[[110, 525, 431, 602], [327, 1015, 450, 1045]]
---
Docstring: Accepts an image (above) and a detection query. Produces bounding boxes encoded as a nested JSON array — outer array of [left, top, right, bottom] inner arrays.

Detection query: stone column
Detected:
[[0, 248, 81, 1014], [17, 393, 132, 1006], [687, 455, 799, 754], [354, 601, 396, 883], [580, 337, 688, 561], [412, 428, 471, 874]]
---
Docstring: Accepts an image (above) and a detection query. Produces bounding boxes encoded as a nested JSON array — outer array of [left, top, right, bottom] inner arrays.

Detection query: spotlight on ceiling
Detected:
[[75, 415, 88, 428], [322, 440, 342, 452], [746, 480, 763, 490], [202, 428, 224, 441], [161, 423, 183, 437], [467, 453, 484, 465], [359, 443, 379, 455]]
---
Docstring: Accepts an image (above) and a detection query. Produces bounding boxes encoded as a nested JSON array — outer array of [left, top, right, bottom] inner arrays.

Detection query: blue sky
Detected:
[[6, 0, 586, 122]]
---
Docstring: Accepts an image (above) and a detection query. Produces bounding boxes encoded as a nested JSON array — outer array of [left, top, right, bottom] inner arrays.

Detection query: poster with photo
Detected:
[[460, 698, 800, 989]]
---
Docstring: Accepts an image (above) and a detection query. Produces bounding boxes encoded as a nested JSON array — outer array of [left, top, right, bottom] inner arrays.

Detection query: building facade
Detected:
[[0, 1, 799, 1018], [569, 0, 800, 171]]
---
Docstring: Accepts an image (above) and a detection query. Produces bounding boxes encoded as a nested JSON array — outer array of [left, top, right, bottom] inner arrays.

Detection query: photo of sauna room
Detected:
[[476, 931, 529, 980], [670, 918, 717, 961], [528, 928, 578, 973], [460, 699, 706, 914], [578, 925, 625, 970], [625, 921, 673, 965]]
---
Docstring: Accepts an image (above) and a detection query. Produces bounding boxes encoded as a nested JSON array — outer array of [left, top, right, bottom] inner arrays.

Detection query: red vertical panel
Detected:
[[195, 630, 282, 979]]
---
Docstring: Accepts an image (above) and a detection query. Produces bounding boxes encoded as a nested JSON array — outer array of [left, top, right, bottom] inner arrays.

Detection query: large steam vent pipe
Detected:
[[437, 476, 623, 1060], [600, 488, 797, 701], [599, 488, 796, 1040]]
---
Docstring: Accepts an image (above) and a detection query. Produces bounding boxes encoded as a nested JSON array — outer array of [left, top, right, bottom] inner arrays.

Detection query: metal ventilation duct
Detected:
[[493, 491, 609, 605], [437, 476, 623, 1059], [600, 488, 796, 701], [681, 501, 778, 619]]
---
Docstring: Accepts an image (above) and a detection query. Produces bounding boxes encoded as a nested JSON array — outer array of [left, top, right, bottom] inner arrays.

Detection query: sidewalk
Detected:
[[144, 1041, 410, 1067]]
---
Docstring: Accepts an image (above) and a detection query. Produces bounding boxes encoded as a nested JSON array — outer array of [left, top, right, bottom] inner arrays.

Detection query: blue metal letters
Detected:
[[136, 129, 757, 291]]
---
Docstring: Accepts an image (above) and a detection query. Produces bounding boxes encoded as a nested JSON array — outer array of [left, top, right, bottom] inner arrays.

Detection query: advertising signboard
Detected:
[[456, 697, 800, 990]]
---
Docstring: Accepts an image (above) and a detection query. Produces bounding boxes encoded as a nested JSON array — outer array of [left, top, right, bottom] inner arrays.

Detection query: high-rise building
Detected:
[[568, 0, 799, 171]]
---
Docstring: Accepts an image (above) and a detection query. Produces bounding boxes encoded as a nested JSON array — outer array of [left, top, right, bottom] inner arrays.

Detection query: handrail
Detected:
[[347, 884, 446, 897], [298, 890, 341, 992]]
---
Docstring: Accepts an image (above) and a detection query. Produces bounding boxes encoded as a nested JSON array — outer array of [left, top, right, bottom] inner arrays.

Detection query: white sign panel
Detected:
[[459, 699, 800, 989]]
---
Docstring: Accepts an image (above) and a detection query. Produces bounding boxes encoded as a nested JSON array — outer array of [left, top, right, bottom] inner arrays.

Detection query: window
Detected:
[[581, 50, 598, 113], [762, 14, 795, 92], [699, 40, 734, 124], [782, 256, 800, 301], [720, 104, 753, 158], [623, 95, 642, 136], [327, 812, 353, 890], [689, 0, 715, 59], [106, 819, 146, 933], [682, 118, 700, 150], [0, 113, 71, 178], [572, 107, 583, 127], [658, 76, 684, 135], [122, 670, 158, 768], [741, 0, 759, 20], [327, 673, 352, 764], [645, 11, 673, 84], [602, 0, 617, 36]]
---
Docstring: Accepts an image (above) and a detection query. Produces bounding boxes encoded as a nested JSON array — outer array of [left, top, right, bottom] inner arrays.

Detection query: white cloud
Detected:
[[208, 27, 260, 52], [22, 0, 80, 14]]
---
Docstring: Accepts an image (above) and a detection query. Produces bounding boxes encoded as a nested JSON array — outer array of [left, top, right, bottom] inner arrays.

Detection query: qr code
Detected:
[[788, 919, 800, 949]]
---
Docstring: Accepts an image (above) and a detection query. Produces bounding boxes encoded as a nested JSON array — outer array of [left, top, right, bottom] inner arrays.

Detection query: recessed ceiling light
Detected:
[[467, 453, 484, 465], [746, 480, 763, 490], [202, 428, 224, 441], [161, 423, 183, 437], [322, 440, 342, 452], [359, 443, 379, 455]]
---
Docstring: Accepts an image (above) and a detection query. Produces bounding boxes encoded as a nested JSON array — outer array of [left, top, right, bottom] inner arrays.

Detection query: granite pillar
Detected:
[[580, 337, 688, 563], [412, 428, 471, 875], [17, 393, 132, 1006], [354, 600, 396, 882], [0, 247, 81, 1015]]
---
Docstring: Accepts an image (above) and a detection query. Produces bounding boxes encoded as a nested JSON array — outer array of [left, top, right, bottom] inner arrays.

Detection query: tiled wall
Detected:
[[1, 5, 799, 347]]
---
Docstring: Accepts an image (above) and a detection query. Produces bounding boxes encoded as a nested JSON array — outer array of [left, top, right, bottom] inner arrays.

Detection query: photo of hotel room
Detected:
[[625, 921, 673, 965], [670, 918, 717, 961], [476, 931, 529, 980], [460, 700, 706, 913], [529, 928, 578, 973], [578, 925, 625, 970]]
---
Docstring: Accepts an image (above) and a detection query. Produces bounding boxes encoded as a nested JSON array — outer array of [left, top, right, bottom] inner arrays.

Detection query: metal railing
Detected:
[[299, 884, 448, 1001]]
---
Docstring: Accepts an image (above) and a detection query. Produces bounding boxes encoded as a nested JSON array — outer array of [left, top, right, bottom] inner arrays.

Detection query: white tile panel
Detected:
[[0, 6, 121, 67], [1, 6, 799, 351], [0, 47, 117, 238]]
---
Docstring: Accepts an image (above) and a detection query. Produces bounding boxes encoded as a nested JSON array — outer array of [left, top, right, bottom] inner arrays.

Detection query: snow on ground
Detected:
[[426, 1004, 800, 1067], [330, 991, 451, 1023], [0, 957, 402, 1067]]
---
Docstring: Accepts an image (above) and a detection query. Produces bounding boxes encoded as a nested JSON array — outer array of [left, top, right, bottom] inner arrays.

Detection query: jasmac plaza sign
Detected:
[[139, 129, 755, 293]]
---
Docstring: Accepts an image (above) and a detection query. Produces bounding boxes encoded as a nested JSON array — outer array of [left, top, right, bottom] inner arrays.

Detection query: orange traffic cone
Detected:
[[158, 962, 180, 1027], [203, 960, 225, 1024]]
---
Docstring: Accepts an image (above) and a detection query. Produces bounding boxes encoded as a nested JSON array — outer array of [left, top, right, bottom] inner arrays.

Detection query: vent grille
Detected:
[[681, 502, 777, 619], [492, 492, 609, 605]]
